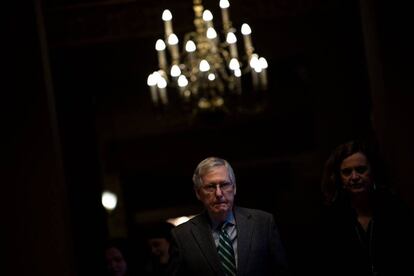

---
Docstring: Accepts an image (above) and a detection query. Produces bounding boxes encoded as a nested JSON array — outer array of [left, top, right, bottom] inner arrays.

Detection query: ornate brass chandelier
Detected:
[[147, 0, 269, 116]]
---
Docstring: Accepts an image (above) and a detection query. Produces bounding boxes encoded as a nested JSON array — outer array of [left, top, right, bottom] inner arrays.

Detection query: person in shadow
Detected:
[[167, 156, 289, 275], [317, 139, 414, 276], [143, 222, 174, 276], [104, 238, 140, 276]]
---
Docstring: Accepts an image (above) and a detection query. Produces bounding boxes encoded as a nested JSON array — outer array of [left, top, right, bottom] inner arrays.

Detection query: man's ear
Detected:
[[194, 187, 201, 200]]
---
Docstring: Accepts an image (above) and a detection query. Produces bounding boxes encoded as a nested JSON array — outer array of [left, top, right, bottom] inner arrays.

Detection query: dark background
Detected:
[[5, 0, 413, 275]]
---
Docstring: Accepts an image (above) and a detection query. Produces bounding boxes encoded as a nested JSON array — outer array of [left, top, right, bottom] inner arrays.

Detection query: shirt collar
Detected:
[[210, 211, 235, 230]]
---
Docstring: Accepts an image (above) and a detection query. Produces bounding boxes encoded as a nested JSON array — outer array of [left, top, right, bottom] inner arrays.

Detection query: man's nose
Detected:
[[350, 170, 360, 179], [215, 185, 224, 196]]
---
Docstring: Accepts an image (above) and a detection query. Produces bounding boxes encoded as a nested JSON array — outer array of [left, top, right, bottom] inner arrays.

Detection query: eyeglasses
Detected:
[[340, 165, 369, 177], [201, 182, 234, 194]]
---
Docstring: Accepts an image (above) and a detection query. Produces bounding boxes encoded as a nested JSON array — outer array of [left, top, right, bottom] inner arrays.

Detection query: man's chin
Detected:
[[211, 203, 229, 212]]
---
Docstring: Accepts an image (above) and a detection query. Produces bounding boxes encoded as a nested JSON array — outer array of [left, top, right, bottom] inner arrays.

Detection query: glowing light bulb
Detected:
[[229, 58, 240, 70], [147, 73, 157, 86], [241, 23, 252, 35], [206, 27, 217, 39], [220, 0, 230, 9], [170, 64, 181, 77], [234, 68, 242, 77], [226, 32, 237, 44], [259, 57, 268, 69], [202, 10, 213, 21], [162, 9, 172, 21], [168, 34, 179, 45], [157, 76, 167, 89], [155, 39, 166, 51], [185, 40, 196, 52], [199, 60, 210, 72], [178, 75, 188, 87], [102, 190, 117, 211], [249, 54, 259, 68]]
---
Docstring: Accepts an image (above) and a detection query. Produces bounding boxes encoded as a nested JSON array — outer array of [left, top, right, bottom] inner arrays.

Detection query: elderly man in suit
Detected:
[[168, 157, 289, 276]]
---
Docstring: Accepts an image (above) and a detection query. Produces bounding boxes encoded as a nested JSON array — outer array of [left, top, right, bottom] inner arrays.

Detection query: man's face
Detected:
[[340, 152, 373, 195], [195, 165, 236, 220]]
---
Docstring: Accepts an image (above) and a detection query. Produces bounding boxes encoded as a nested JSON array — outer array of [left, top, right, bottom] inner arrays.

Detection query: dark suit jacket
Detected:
[[168, 206, 288, 276]]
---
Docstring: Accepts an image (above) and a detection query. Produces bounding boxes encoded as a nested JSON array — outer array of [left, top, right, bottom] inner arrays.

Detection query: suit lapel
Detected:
[[235, 207, 254, 276], [191, 213, 223, 274]]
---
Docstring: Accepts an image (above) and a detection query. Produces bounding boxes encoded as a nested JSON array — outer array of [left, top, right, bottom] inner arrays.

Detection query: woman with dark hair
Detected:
[[143, 222, 174, 276], [321, 140, 386, 206], [318, 140, 414, 276], [104, 238, 140, 276]]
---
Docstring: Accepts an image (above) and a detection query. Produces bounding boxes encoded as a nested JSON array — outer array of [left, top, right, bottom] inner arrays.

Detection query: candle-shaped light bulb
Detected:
[[229, 58, 240, 70], [203, 10, 214, 28], [241, 23, 254, 58], [102, 190, 117, 211], [234, 68, 242, 94], [259, 57, 268, 69], [147, 73, 158, 104], [167, 34, 179, 45], [226, 32, 237, 44], [226, 32, 238, 58], [177, 75, 188, 87], [219, 0, 230, 8], [249, 54, 259, 90], [155, 39, 166, 51], [152, 71, 161, 80], [202, 10, 213, 21], [185, 40, 196, 65], [199, 59, 210, 72], [157, 76, 168, 105], [241, 23, 251, 35], [254, 63, 263, 73], [220, 0, 231, 32], [185, 40, 196, 52], [234, 68, 242, 77], [177, 74, 188, 96], [162, 9, 173, 37], [147, 73, 157, 86], [170, 64, 181, 77], [167, 33, 179, 63], [208, 73, 216, 81], [155, 39, 167, 71], [249, 54, 259, 68], [206, 27, 218, 53], [162, 9, 172, 21], [157, 69, 168, 82], [258, 57, 268, 90], [206, 27, 217, 39], [157, 76, 167, 89]]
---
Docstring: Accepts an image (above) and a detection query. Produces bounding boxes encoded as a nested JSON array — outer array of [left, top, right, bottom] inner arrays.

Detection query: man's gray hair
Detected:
[[192, 157, 236, 189]]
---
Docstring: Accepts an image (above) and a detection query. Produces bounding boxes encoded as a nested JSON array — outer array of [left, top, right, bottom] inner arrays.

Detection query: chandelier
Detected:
[[146, 0, 269, 118]]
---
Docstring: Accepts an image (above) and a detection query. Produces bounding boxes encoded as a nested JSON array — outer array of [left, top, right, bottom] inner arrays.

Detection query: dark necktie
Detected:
[[217, 222, 237, 276]]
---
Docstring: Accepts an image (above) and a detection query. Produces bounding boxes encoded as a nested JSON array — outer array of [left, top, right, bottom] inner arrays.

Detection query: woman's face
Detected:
[[105, 247, 128, 276], [339, 152, 373, 195]]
